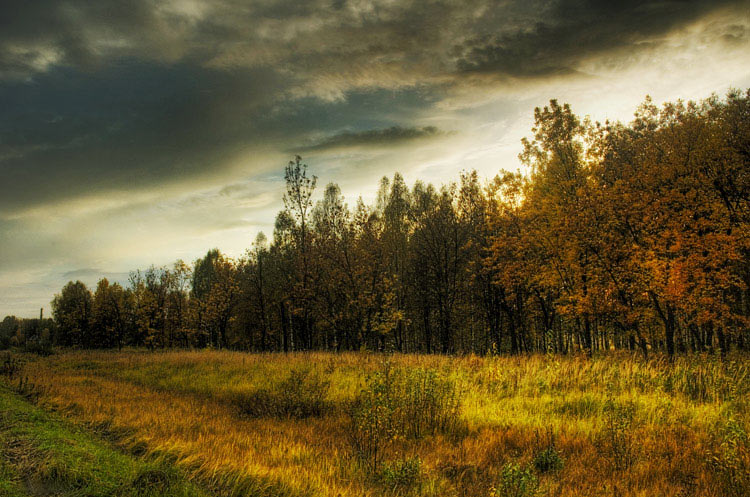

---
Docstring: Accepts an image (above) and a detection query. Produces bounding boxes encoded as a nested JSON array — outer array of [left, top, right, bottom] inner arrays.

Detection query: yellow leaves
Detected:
[[480, 90, 750, 345]]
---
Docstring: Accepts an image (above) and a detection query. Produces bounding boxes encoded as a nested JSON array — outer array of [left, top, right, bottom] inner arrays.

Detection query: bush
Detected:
[[348, 361, 464, 469], [233, 368, 330, 418], [492, 463, 539, 497], [22, 336, 53, 356], [601, 396, 637, 471], [532, 428, 564, 473], [1, 353, 22, 379], [348, 379, 396, 469], [378, 456, 422, 491], [397, 368, 463, 439], [708, 417, 750, 497]]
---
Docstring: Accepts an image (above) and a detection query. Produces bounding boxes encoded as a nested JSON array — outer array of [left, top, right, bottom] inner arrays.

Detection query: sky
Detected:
[[1, 0, 749, 317]]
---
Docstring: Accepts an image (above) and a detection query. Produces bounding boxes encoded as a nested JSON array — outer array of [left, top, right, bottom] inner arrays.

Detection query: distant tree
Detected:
[[92, 278, 128, 348], [166, 260, 192, 347], [52, 281, 93, 347], [191, 250, 237, 348], [0, 316, 20, 349], [283, 155, 317, 349], [410, 183, 469, 353]]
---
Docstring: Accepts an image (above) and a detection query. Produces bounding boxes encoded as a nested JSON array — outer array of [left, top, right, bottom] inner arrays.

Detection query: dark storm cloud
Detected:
[[0, 58, 439, 215], [0, 0, 745, 216], [2, 1, 739, 82], [454, 0, 741, 76], [0, 0, 177, 78], [297, 126, 443, 152], [0, 60, 289, 214]]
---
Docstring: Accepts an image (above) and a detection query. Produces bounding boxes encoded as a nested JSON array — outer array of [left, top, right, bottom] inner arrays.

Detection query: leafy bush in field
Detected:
[[491, 463, 539, 497], [348, 361, 463, 469], [22, 336, 53, 356], [601, 396, 637, 471], [1, 353, 22, 379], [233, 368, 330, 419], [708, 417, 750, 497], [532, 428, 564, 473], [378, 456, 422, 491], [348, 380, 396, 469]]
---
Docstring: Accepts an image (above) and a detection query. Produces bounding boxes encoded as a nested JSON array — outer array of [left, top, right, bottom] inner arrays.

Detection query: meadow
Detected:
[[1, 350, 749, 497]]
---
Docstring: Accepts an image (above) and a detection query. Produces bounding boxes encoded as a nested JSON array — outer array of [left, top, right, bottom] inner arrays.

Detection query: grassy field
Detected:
[[1, 350, 749, 496], [0, 381, 209, 496]]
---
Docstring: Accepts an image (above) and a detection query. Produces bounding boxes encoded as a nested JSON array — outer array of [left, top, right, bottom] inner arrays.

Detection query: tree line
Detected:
[[5, 89, 749, 357]]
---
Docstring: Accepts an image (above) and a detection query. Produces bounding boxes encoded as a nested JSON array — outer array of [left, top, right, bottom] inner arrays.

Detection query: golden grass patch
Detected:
[[16, 350, 750, 497]]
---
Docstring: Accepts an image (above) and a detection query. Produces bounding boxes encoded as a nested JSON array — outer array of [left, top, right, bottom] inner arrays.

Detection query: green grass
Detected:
[[0, 385, 210, 497]]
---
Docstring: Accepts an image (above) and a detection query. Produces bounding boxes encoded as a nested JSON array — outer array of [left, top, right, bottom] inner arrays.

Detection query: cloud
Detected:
[[61, 268, 101, 279], [453, 0, 740, 77], [0, 61, 292, 215], [1, 1, 741, 89], [0, 61, 444, 216], [296, 126, 444, 152]]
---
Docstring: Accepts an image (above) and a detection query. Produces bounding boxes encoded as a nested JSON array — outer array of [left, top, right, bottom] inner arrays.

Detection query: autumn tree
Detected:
[[92, 278, 128, 348], [283, 155, 317, 349], [52, 281, 93, 347]]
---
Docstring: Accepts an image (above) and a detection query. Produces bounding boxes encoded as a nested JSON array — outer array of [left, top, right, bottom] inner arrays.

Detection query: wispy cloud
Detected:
[[296, 126, 444, 152]]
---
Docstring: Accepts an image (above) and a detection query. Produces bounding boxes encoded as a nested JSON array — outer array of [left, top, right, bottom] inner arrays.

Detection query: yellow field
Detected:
[[15, 350, 750, 496]]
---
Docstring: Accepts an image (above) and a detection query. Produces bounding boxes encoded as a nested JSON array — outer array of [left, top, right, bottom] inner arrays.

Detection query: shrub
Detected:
[[233, 368, 330, 419], [348, 380, 397, 469], [378, 456, 422, 491], [601, 396, 637, 471], [491, 463, 539, 497], [532, 428, 564, 473], [397, 368, 463, 439], [1, 352, 22, 379], [22, 336, 53, 356], [708, 417, 750, 497], [347, 361, 464, 469]]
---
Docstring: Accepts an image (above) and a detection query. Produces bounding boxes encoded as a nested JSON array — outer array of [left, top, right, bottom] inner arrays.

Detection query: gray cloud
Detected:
[[297, 126, 443, 152], [61, 268, 101, 279], [0, 61, 289, 215], [1, 1, 743, 215], [454, 1, 741, 77], [2, 1, 740, 85]]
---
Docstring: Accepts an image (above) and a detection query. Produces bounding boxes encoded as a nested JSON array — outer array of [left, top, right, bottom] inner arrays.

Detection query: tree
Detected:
[[410, 183, 469, 353], [283, 155, 317, 349], [52, 281, 93, 347], [92, 278, 128, 348], [192, 250, 237, 348]]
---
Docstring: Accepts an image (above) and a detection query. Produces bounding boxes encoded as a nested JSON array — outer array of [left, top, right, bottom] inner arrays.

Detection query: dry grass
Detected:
[[16, 350, 750, 497]]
